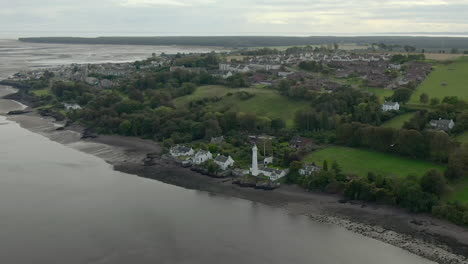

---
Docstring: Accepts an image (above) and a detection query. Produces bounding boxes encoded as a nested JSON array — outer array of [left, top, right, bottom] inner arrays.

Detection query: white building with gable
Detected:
[[214, 155, 235, 170], [192, 150, 213, 165], [382, 101, 400, 111]]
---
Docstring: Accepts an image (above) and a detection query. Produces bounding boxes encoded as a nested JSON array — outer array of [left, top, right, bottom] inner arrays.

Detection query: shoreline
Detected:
[[4, 110, 468, 264], [1, 87, 467, 263]]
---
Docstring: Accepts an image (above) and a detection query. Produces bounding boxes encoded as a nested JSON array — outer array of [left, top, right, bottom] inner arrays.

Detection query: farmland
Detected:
[[410, 57, 468, 103], [304, 146, 446, 178]]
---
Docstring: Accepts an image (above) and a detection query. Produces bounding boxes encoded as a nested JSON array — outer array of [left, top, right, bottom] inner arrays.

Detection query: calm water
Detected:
[[0, 42, 435, 263]]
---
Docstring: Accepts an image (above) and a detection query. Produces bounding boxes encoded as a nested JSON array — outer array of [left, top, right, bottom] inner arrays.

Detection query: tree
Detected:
[[331, 160, 342, 174], [445, 146, 468, 180], [419, 93, 429, 104], [430, 98, 440, 106], [391, 88, 413, 104], [323, 160, 329, 171], [420, 169, 446, 197], [290, 161, 303, 172]]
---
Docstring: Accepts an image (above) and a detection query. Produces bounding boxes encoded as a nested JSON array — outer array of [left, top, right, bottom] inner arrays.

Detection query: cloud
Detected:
[[119, 0, 216, 7], [1, 0, 468, 36]]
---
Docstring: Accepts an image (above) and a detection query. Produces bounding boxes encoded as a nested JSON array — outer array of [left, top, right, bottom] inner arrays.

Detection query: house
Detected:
[[289, 136, 314, 150], [192, 150, 213, 165], [256, 166, 289, 181], [264, 157, 273, 165], [170, 145, 194, 157], [214, 155, 235, 170], [210, 136, 225, 144], [278, 71, 294, 78], [63, 103, 81, 111], [429, 118, 455, 132], [299, 164, 321, 176], [382, 101, 400, 111]]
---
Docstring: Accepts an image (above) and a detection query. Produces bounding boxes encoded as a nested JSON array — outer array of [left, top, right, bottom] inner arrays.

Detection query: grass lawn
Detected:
[[224, 91, 310, 127], [381, 112, 415, 129], [31, 88, 51, 96], [456, 132, 468, 144], [410, 57, 468, 104], [444, 178, 468, 203], [304, 146, 446, 178], [173, 85, 233, 107], [175, 85, 311, 127]]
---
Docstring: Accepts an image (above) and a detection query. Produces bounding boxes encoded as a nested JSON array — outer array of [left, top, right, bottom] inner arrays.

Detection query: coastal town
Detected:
[[2, 40, 468, 264], [4, 48, 461, 189]]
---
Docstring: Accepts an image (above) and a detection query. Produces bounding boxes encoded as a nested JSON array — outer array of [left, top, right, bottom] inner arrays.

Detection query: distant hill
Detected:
[[18, 36, 468, 50]]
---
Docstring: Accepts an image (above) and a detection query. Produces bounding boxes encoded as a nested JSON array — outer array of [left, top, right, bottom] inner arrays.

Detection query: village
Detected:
[[9, 49, 431, 95]]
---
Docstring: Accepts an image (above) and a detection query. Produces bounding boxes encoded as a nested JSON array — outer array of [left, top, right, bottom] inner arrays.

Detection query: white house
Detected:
[[264, 157, 273, 165], [63, 103, 81, 111], [250, 145, 288, 181], [299, 164, 321, 176], [382, 101, 400, 111], [210, 136, 225, 144], [214, 155, 235, 170], [192, 150, 213, 165], [170, 145, 194, 157]]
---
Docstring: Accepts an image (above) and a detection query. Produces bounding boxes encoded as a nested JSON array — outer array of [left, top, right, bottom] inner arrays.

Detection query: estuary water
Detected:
[[0, 40, 435, 264]]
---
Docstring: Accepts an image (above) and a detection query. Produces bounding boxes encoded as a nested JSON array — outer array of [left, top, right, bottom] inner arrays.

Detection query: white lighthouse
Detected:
[[250, 144, 259, 176]]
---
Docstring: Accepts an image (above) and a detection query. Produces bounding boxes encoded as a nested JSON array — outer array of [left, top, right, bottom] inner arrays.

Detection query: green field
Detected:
[[304, 146, 445, 178], [31, 88, 51, 96], [381, 113, 415, 129], [174, 85, 237, 107], [410, 58, 468, 104], [175, 85, 311, 127], [456, 132, 468, 144]]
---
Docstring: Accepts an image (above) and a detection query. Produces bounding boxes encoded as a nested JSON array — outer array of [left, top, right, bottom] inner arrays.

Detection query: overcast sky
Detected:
[[1, 0, 468, 37]]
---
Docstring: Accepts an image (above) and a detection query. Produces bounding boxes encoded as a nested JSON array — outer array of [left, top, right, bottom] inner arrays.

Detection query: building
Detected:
[[429, 118, 455, 132], [250, 145, 288, 181], [63, 103, 81, 111], [299, 164, 321, 176], [264, 157, 273, 165], [382, 101, 400, 111], [250, 145, 259, 176], [170, 145, 194, 157], [214, 155, 235, 170], [192, 150, 213, 165], [210, 136, 225, 144], [289, 136, 314, 150]]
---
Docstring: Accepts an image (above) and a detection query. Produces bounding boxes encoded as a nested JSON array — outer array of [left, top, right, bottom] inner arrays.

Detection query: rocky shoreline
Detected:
[[2, 87, 468, 264]]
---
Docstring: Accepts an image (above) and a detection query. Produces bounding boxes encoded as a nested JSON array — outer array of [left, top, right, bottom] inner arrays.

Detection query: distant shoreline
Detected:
[[18, 36, 468, 49]]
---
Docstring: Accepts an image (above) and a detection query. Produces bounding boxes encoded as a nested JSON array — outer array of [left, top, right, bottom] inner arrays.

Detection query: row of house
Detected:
[[169, 145, 235, 170]]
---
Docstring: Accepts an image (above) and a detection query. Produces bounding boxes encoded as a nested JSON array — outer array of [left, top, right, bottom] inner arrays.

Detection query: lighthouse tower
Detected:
[[251, 144, 259, 176]]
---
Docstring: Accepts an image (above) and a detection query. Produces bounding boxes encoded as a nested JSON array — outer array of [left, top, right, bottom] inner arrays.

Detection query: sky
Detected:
[[1, 0, 468, 37]]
